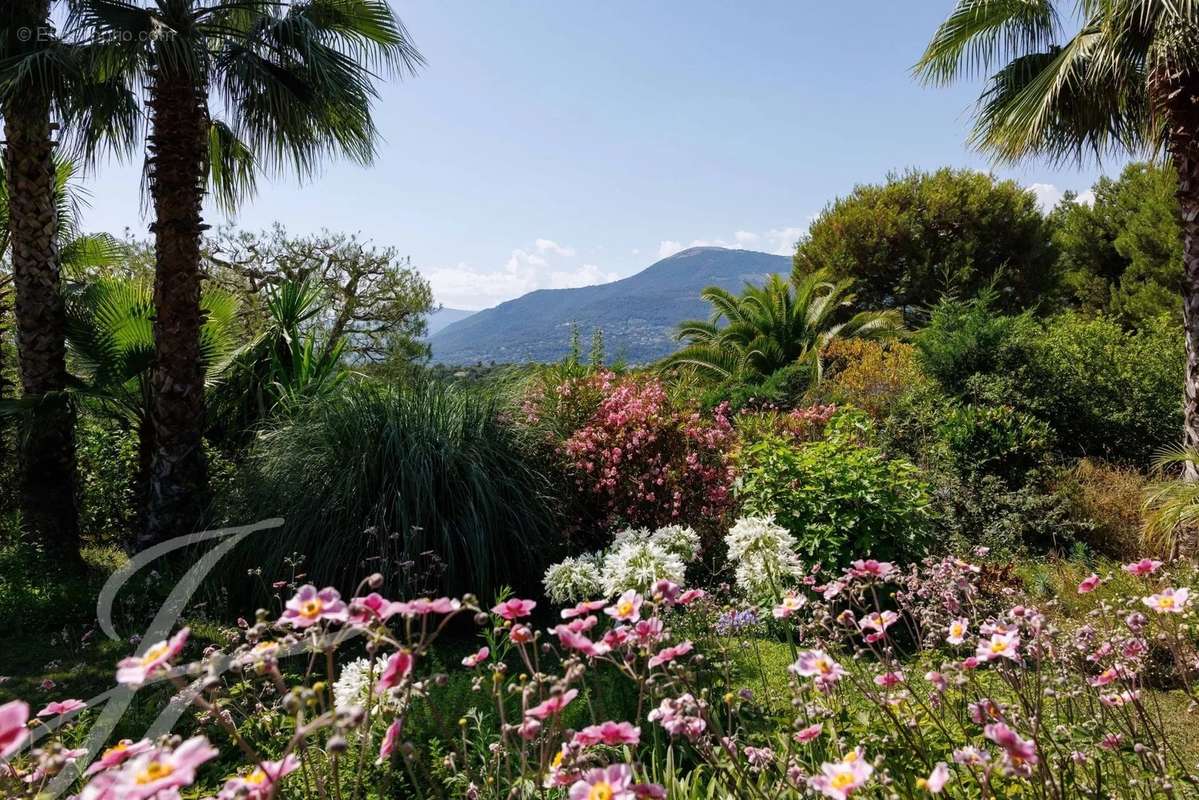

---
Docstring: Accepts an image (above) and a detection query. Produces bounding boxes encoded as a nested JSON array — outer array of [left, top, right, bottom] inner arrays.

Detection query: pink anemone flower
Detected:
[[279, 586, 349, 628], [116, 628, 189, 687]]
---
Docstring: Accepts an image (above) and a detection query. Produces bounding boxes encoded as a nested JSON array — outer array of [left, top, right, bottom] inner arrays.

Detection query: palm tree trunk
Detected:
[[141, 56, 211, 548], [1171, 71, 1199, 491], [2, 0, 81, 564]]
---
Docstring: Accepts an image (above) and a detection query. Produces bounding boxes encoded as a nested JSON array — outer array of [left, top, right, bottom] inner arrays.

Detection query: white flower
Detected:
[[333, 658, 406, 714], [725, 516, 804, 601], [649, 524, 701, 564], [543, 555, 605, 604], [601, 539, 686, 596]]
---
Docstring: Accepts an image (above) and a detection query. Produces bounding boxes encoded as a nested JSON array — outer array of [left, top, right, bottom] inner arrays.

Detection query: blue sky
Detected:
[[81, 1, 1123, 310]]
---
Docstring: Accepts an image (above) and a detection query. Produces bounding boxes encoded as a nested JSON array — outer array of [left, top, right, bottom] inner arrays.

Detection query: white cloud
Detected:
[[658, 240, 684, 258], [425, 238, 617, 310], [656, 224, 808, 260], [535, 238, 576, 257], [1029, 182, 1064, 212], [1076, 189, 1096, 206]]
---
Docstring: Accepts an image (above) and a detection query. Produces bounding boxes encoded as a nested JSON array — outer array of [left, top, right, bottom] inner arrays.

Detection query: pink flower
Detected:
[[652, 579, 681, 604], [561, 600, 607, 619], [858, 611, 898, 634], [809, 748, 873, 799], [918, 762, 950, 794], [1124, 558, 1163, 577], [0, 701, 29, 761], [462, 647, 490, 668], [1143, 587, 1190, 614], [850, 559, 895, 580], [976, 631, 1020, 662], [553, 626, 611, 657], [492, 598, 537, 620], [678, 589, 706, 605], [1090, 667, 1119, 687], [773, 591, 807, 619], [378, 719, 402, 763], [279, 585, 349, 628], [648, 640, 693, 668], [518, 718, 542, 740], [392, 597, 460, 616], [925, 671, 947, 692], [116, 628, 189, 687], [509, 624, 534, 644], [984, 722, 1038, 771], [1077, 574, 1101, 594], [572, 720, 641, 747], [945, 618, 968, 645], [569, 764, 635, 800], [790, 650, 846, 690], [85, 739, 154, 775], [108, 736, 218, 799], [605, 590, 643, 622], [526, 688, 579, 720], [873, 670, 904, 688], [37, 699, 87, 718], [647, 694, 707, 739], [348, 593, 397, 624], [217, 755, 300, 800], [375, 650, 414, 694], [794, 723, 824, 743]]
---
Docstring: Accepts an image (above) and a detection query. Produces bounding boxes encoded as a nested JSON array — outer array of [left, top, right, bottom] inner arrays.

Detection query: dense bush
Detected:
[[936, 403, 1054, 489], [227, 380, 563, 600], [1063, 459, 1152, 560], [735, 416, 931, 565], [917, 296, 1182, 467], [540, 371, 735, 541], [810, 338, 922, 419]]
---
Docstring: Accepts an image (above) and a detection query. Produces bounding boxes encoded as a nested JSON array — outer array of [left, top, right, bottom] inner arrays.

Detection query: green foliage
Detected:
[[936, 404, 1053, 489], [736, 417, 931, 565], [916, 295, 1181, 467], [1051, 163, 1181, 325], [668, 271, 902, 382], [75, 415, 138, 539], [794, 168, 1057, 314], [228, 380, 564, 601]]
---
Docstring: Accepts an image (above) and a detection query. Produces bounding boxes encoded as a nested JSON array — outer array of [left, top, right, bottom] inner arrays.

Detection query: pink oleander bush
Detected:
[[2, 550, 1199, 799], [532, 371, 735, 538]]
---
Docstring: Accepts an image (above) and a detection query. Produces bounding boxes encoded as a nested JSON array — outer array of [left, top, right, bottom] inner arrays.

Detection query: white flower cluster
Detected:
[[601, 538, 686, 596], [724, 515, 804, 602], [543, 524, 701, 602], [543, 555, 604, 605], [333, 657, 406, 715]]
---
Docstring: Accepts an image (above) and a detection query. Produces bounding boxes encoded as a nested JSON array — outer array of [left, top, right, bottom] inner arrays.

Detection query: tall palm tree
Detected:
[[70, 0, 423, 545], [1, 1, 135, 562], [915, 1, 1199, 460], [666, 271, 903, 382]]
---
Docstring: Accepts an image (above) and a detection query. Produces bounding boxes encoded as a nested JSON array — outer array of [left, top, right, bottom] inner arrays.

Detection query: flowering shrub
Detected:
[[551, 371, 735, 537], [3, 551, 1199, 799]]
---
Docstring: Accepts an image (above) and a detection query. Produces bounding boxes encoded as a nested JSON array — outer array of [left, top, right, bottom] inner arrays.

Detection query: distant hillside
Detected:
[[425, 307, 476, 337], [429, 247, 789, 365]]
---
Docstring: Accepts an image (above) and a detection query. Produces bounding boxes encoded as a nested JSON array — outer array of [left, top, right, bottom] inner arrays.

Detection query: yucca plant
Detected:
[[228, 380, 564, 602], [667, 271, 902, 383]]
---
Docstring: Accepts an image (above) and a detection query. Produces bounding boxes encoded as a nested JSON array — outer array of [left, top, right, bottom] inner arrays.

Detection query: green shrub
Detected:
[[75, 415, 139, 540], [226, 380, 564, 601], [1061, 459, 1152, 560], [735, 418, 931, 565], [936, 404, 1054, 489]]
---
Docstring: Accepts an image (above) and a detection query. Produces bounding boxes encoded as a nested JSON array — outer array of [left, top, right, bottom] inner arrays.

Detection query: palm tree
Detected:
[[70, 0, 423, 545], [1, 0, 135, 563], [915, 1, 1199, 461], [666, 271, 903, 382], [62, 276, 240, 523]]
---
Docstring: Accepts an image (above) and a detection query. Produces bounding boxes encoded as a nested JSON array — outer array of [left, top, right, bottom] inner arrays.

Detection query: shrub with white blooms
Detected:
[[333, 657, 407, 715], [543, 554, 605, 604], [725, 515, 804, 601]]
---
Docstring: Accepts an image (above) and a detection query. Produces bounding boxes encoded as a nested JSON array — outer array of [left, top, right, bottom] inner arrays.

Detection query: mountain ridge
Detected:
[[429, 246, 790, 365]]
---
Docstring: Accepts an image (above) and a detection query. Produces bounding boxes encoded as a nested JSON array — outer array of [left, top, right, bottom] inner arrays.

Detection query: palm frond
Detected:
[[915, 0, 1060, 85]]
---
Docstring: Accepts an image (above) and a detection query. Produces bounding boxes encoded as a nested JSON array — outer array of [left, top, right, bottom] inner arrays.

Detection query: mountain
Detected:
[[425, 307, 476, 337], [429, 247, 789, 365]]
